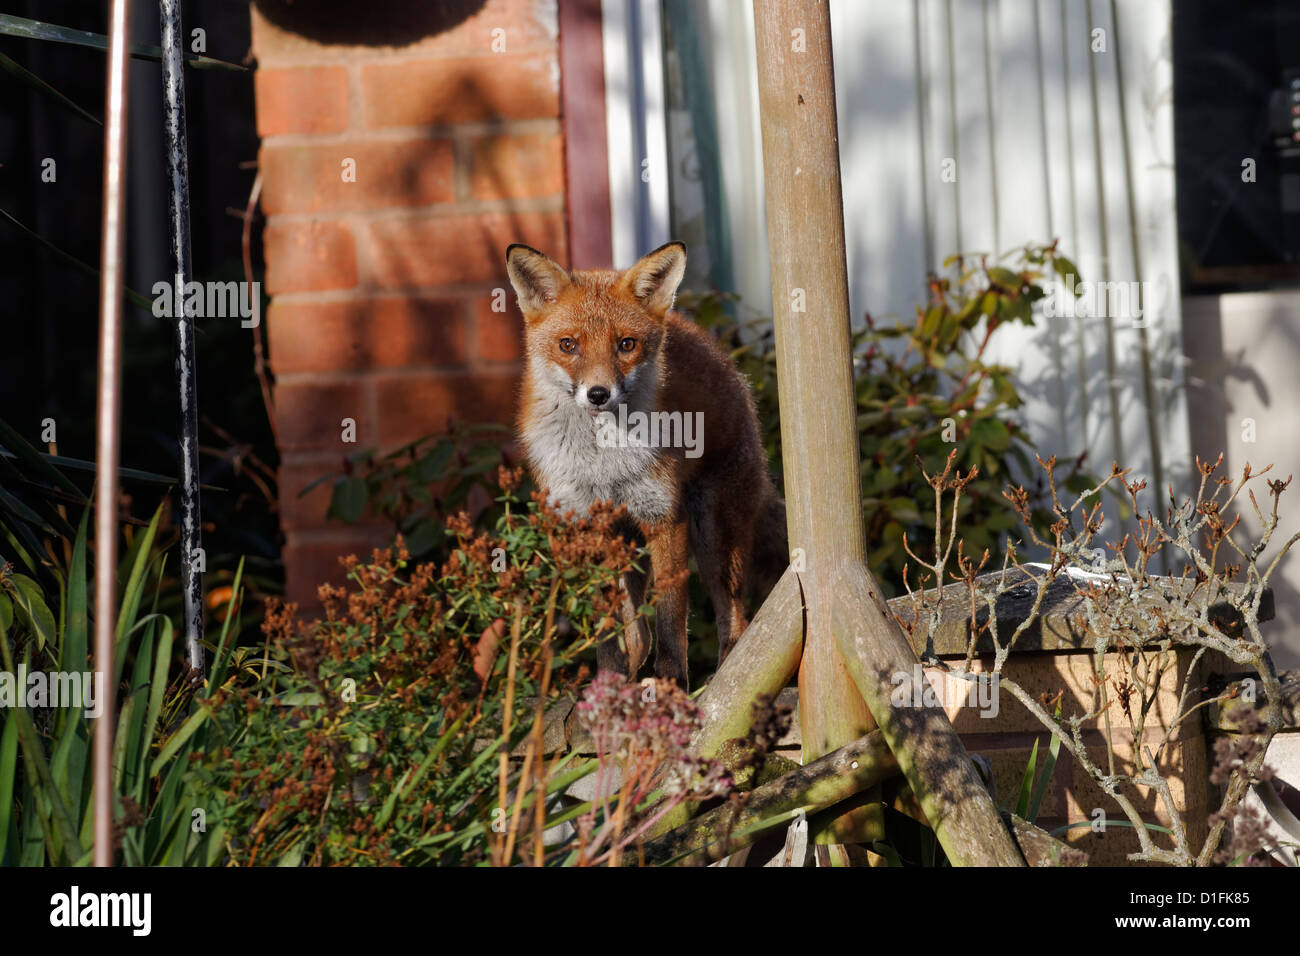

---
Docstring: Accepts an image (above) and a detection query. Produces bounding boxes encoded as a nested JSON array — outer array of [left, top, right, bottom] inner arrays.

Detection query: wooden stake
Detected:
[[650, 565, 804, 837], [641, 729, 897, 866], [751, 0, 880, 845], [750, 0, 1023, 865]]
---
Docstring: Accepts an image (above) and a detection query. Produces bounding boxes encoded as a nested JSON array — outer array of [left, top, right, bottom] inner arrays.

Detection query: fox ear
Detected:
[[621, 241, 686, 315], [506, 244, 570, 317]]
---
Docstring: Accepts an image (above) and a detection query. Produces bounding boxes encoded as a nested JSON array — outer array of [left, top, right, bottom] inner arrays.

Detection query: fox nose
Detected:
[[587, 385, 611, 406]]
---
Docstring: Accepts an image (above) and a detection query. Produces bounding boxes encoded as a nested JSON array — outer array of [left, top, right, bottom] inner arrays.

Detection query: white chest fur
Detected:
[[524, 397, 675, 525]]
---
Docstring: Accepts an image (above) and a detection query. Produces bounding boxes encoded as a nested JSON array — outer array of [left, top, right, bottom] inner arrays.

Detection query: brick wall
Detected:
[[250, 0, 569, 610]]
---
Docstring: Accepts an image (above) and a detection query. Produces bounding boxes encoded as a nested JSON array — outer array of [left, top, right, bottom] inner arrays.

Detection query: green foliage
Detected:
[[0, 505, 238, 866], [0, 409, 276, 654], [304, 423, 524, 562], [1013, 704, 1062, 825], [683, 240, 1097, 596], [201, 473, 642, 866], [0, 13, 247, 75]]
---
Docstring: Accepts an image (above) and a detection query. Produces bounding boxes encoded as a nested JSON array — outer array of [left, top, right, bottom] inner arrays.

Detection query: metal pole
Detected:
[[159, 0, 205, 676], [94, 0, 132, 868]]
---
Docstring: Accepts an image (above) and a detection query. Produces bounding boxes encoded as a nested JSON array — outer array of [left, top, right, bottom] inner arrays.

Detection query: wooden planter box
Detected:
[[534, 568, 1292, 865]]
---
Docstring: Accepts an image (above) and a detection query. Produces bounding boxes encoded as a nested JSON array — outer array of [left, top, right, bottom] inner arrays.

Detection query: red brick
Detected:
[[469, 131, 564, 201], [375, 370, 521, 446], [263, 220, 358, 294], [260, 139, 455, 215], [364, 210, 565, 288], [254, 66, 349, 137], [283, 528, 395, 611], [278, 460, 341, 531], [274, 380, 371, 451], [473, 293, 525, 362], [361, 53, 559, 128], [269, 297, 470, 374]]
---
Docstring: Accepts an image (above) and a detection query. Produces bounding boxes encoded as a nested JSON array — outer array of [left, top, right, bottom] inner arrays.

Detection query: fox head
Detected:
[[506, 241, 687, 415]]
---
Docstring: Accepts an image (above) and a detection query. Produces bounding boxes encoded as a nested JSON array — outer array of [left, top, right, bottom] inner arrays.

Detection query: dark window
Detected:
[[1174, 0, 1300, 290]]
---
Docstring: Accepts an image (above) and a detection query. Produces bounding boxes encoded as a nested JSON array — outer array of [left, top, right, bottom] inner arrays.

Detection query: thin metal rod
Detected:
[[94, 0, 132, 868], [160, 0, 205, 676]]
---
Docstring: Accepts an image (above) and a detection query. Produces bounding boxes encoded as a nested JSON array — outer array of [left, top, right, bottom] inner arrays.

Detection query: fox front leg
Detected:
[[645, 518, 691, 690], [595, 567, 651, 679]]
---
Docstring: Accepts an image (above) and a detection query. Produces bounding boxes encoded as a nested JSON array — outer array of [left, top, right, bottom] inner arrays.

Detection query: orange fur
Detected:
[[507, 241, 785, 689]]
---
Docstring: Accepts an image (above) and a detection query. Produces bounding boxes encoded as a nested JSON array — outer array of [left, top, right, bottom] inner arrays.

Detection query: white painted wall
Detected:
[[607, 0, 1299, 665], [1184, 292, 1300, 669]]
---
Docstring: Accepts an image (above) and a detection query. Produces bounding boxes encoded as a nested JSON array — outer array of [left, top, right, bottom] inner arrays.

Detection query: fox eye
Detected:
[[558, 337, 577, 353], [618, 337, 637, 353]]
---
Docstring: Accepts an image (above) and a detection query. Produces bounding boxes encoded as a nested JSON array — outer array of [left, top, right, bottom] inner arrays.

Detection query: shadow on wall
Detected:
[[352, 58, 567, 437], [1182, 293, 1300, 671], [255, 0, 488, 46], [256, 0, 575, 453]]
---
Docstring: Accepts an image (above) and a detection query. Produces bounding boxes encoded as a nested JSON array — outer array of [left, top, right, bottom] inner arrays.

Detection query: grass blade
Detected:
[[0, 14, 246, 70], [0, 711, 18, 863], [115, 503, 163, 648], [149, 707, 210, 778], [1025, 730, 1061, 825], [0, 50, 100, 124], [1014, 737, 1039, 819], [0, 411, 81, 498], [207, 558, 243, 691], [120, 620, 156, 804], [61, 509, 90, 674], [0, 627, 82, 860], [374, 711, 468, 829], [7, 573, 56, 652], [137, 618, 174, 803], [18, 774, 45, 865], [0, 208, 156, 312]]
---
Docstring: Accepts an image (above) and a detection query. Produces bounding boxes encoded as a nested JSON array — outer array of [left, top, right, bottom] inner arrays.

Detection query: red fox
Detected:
[[506, 240, 787, 689]]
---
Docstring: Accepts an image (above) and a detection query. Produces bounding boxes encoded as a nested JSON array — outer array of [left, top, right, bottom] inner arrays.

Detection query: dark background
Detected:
[[1175, 0, 1300, 289], [0, 0, 278, 576]]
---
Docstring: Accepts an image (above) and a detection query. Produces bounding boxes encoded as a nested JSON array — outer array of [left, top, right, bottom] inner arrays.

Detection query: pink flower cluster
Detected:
[[577, 671, 731, 800]]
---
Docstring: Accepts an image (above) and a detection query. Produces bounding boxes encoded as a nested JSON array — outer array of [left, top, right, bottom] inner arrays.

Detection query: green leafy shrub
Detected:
[[306, 422, 523, 562], [683, 240, 1097, 596], [0, 505, 237, 866], [203, 469, 649, 866]]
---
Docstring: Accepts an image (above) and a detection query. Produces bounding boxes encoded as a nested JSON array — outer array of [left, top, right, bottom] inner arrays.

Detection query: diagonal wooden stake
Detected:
[[833, 565, 1024, 865], [650, 565, 804, 837], [691, 565, 805, 758]]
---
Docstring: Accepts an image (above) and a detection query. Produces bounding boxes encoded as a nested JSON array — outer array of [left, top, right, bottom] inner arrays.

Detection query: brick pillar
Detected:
[[250, 1, 568, 610]]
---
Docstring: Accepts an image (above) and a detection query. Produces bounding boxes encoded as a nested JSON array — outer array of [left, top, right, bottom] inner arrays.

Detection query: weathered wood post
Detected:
[[751, 0, 879, 851], [751, 0, 1023, 865]]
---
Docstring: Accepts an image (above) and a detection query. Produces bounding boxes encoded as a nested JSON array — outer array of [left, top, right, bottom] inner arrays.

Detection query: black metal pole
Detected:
[[159, 0, 204, 676]]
